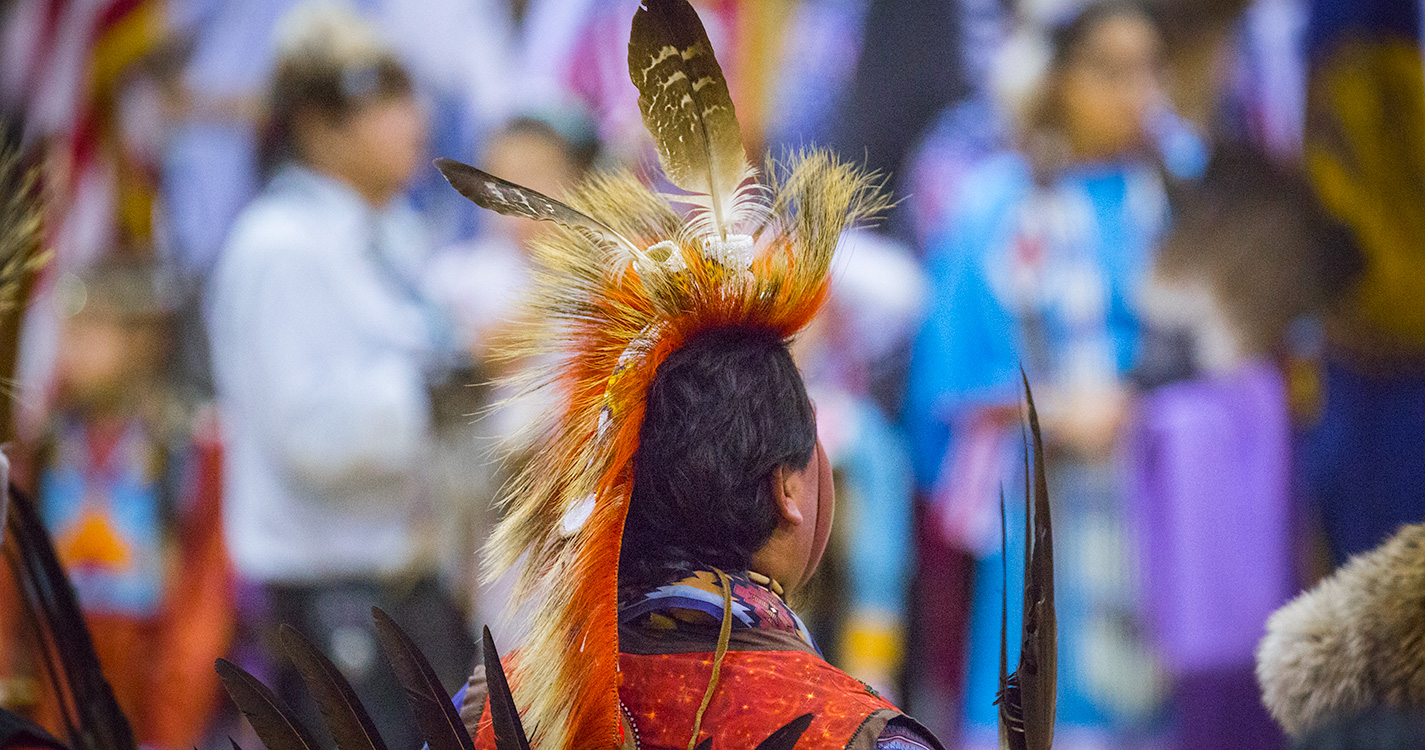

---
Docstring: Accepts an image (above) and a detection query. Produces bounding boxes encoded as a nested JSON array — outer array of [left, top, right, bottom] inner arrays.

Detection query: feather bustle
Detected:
[[483, 627, 534, 750], [997, 380, 1056, 750], [215, 658, 322, 750], [278, 625, 388, 750], [754, 714, 815, 750], [371, 607, 477, 750]]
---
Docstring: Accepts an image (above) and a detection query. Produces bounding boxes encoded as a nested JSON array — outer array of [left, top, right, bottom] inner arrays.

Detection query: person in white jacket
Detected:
[[205, 5, 472, 747]]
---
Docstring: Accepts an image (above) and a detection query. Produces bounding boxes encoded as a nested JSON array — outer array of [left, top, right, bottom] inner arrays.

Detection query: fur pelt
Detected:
[[1256, 523, 1425, 737]]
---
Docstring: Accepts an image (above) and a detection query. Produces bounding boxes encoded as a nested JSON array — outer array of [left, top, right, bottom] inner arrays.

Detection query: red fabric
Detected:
[[147, 427, 233, 750], [1, 421, 233, 750], [474, 649, 898, 750]]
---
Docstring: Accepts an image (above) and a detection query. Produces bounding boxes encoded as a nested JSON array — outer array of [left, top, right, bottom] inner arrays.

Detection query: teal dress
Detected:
[[906, 152, 1168, 745]]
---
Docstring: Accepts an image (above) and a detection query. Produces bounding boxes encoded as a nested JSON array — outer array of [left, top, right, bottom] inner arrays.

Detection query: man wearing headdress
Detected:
[[459, 329, 944, 750], [431, 1, 948, 747]]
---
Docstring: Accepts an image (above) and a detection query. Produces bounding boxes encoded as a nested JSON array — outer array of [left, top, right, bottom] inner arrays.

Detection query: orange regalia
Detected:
[[461, 568, 911, 750], [432, 0, 889, 749]]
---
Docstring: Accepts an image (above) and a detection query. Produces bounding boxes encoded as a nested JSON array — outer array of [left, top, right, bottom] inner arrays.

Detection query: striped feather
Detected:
[[628, 0, 754, 239]]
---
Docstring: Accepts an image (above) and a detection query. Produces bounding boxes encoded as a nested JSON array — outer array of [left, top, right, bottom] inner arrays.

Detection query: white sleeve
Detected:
[[242, 244, 432, 495]]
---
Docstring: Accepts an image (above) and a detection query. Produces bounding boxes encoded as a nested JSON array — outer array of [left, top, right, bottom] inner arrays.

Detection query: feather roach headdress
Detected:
[[435, 2, 886, 749]]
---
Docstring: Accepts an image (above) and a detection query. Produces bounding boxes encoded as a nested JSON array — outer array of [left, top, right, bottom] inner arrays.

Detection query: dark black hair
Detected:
[[619, 327, 817, 587]]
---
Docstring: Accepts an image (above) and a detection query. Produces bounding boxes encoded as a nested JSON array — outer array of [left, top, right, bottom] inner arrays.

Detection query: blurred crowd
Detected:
[[0, 0, 1421, 749]]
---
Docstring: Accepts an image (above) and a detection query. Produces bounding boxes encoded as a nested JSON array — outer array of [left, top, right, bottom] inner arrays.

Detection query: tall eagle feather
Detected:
[[628, 0, 753, 239]]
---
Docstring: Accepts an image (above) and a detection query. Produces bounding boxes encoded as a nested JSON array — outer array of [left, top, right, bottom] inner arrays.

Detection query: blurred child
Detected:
[[206, 6, 474, 747], [1126, 147, 1359, 750], [3, 257, 231, 750], [905, 1, 1174, 744]]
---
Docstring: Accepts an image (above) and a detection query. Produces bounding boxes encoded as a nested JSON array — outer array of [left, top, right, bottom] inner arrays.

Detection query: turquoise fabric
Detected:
[[907, 153, 1161, 427], [40, 419, 168, 617], [905, 151, 1168, 742]]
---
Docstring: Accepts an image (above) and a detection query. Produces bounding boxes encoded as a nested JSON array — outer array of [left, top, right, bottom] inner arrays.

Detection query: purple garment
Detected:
[[1173, 665, 1286, 749], [1125, 360, 1293, 673]]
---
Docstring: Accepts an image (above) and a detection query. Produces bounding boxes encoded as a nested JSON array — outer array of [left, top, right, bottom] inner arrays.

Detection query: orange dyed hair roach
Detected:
[[435, 6, 888, 750]]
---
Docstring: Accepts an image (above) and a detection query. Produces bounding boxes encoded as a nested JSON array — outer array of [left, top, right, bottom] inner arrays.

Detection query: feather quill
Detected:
[[215, 658, 322, 750], [4, 484, 137, 750], [277, 625, 388, 750], [482, 627, 532, 750], [628, 0, 753, 239], [753, 714, 815, 750], [1000, 378, 1057, 750], [370, 607, 475, 750], [435, 158, 640, 256]]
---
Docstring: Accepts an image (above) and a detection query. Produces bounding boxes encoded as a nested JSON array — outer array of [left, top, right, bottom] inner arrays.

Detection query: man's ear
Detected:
[[770, 465, 805, 527]]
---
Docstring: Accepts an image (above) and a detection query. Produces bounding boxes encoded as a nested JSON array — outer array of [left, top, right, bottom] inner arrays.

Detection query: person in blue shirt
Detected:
[[906, 2, 1172, 745]]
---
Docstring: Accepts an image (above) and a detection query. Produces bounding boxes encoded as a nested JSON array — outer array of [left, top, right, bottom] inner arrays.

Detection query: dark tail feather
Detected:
[[754, 714, 815, 750], [996, 487, 1020, 750], [480, 627, 531, 750], [229, 737, 244, 750], [1020, 420, 1031, 632], [4, 483, 137, 750], [1000, 487, 1009, 695], [215, 658, 321, 750], [1019, 375, 1057, 750], [370, 607, 475, 750], [277, 625, 388, 750]]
